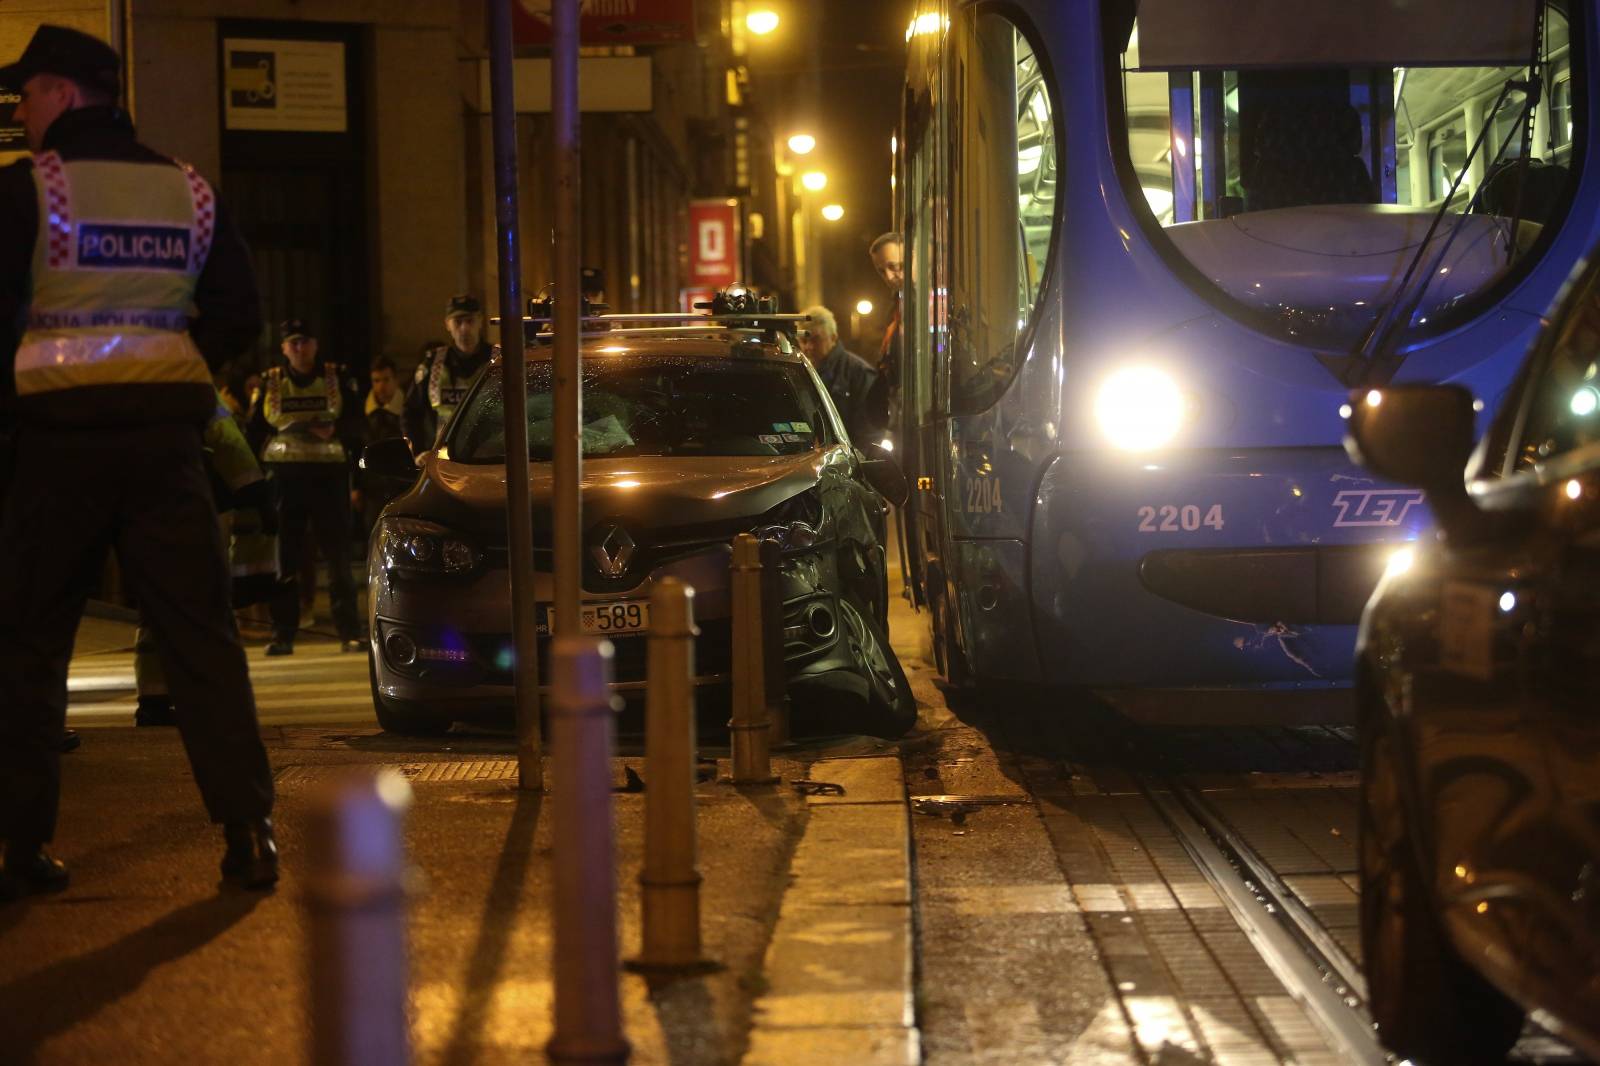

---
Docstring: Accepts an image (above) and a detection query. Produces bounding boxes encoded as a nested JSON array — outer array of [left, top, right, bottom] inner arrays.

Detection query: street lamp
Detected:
[[746, 9, 780, 35], [787, 133, 816, 155], [801, 170, 828, 192], [821, 203, 844, 221], [856, 299, 874, 316]]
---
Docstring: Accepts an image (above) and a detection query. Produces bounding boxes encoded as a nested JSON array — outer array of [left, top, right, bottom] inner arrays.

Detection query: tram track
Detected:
[[1137, 769, 1388, 1065]]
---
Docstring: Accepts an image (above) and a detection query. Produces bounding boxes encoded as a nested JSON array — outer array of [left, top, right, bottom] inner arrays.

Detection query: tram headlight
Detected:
[[1094, 366, 1185, 451]]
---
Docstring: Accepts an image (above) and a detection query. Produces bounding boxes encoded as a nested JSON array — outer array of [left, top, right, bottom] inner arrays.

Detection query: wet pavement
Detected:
[[11, 584, 1591, 1063]]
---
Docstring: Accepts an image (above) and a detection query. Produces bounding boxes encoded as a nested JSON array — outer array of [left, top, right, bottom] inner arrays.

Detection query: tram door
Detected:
[[901, 37, 956, 652]]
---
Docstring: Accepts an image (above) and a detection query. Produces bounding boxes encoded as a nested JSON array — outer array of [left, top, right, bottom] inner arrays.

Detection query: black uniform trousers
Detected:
[[0, 424, 273, 845], [267, 462, 360, 643]]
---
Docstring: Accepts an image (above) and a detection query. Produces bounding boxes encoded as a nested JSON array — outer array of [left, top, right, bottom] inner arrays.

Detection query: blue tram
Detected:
[[896, 0, 1600, 707]]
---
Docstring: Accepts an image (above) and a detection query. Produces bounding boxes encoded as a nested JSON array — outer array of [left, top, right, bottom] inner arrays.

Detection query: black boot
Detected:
[[221, 818, 279, 890], [60, 728, 81, 753], [135, 696, 175, 727], [1, 843, 69, 899]]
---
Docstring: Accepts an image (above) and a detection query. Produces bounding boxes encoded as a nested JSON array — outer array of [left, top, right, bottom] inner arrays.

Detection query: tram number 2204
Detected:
[[1137, 503, 1224, 533], [964, 475, 1002, 514]]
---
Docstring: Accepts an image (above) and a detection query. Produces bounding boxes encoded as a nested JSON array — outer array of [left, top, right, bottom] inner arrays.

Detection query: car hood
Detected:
[[398, 451, 827, 538]]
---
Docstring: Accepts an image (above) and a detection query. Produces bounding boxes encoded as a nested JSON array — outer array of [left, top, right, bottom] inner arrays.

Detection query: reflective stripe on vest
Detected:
[[15, 152, 213, 397], [261, 364, 346, 463], [426, 348, 472, 422]]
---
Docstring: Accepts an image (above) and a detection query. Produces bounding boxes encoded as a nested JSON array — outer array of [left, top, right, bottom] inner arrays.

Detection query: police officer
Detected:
[[135, 392, 278, 726], [404, 294, 494, 450], [253, 320, 364, 656], [0, 25, 277, 895]]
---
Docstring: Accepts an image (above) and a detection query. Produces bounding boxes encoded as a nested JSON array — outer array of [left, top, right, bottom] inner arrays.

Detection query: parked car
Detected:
[[1347, 256, 1600, 1063], [362, 317, 915, 738]]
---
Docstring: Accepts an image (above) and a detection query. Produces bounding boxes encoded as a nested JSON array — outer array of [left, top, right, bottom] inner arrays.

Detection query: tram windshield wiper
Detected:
[[1348, 5, 1548, 388]]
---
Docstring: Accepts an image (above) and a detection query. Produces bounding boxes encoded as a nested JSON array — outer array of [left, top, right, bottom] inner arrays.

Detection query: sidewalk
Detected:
[[7, 680, 919, 1066]]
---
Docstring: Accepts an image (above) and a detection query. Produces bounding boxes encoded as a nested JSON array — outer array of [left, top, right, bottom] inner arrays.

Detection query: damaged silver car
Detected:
[[361, 322, 915, 737]]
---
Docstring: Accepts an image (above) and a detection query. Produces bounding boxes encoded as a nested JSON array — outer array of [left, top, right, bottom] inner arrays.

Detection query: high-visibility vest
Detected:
[[229, 505, 279, 607], [206, 391, 263, 496], [420, 345, 489, 427], [261, 363, 346, 463], [14, 151, 214, 402]]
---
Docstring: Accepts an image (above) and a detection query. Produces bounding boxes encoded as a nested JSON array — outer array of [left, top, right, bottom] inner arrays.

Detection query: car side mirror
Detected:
[[859, 456, 909, 508], [1344, 385, 1482, 539], [362, 437, 417, 486]]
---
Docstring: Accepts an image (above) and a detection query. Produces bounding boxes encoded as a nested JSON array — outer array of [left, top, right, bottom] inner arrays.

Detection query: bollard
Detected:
[[546, 637, 631, 1066], [729, 534, 777, 784], [305, 769, 414, 1066], [626, 577, 716, 973]]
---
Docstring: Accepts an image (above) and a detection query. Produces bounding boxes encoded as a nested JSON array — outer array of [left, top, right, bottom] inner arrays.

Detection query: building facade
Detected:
[[2, 0, 797, 378]]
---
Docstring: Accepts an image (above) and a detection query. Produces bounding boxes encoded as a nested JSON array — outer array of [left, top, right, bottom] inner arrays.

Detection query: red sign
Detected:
[[687, 199, 741, 287], [512, 0, 695, 45]]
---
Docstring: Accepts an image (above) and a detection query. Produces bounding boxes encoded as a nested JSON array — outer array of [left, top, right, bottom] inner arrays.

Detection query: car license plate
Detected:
[[580, 600, 650, 636]]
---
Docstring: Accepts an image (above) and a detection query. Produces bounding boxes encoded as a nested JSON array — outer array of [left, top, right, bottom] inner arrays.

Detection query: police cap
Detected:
[[279, 319, 313, 342], [0, 24, 121, 97], [445, 294, 482, 318]]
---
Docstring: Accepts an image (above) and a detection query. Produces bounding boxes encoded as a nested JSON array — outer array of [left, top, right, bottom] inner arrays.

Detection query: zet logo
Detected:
[[1331, 489, 1425, 527]]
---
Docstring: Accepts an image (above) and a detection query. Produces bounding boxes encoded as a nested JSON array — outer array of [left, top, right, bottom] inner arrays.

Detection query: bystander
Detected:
[[799, 304, 883, 445]]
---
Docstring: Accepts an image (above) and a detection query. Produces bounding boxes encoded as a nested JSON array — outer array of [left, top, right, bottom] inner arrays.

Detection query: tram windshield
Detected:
[[1109, 0, 1578, 348]]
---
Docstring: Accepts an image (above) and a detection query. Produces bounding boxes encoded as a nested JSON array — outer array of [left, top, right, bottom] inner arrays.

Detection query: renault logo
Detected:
[[588, 523, 636, 578]]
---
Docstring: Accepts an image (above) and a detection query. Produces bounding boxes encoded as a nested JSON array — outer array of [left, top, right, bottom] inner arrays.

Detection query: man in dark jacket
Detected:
[[799, 304, 884, 446], [360, 354, 407, 534], [0, 25, 277, 896]]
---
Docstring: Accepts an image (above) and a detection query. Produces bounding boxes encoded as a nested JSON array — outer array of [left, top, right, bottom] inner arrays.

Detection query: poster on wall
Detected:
[[222, 38, 347, 133], [0, 88, 27, 152], [688, 199, 742, 288]]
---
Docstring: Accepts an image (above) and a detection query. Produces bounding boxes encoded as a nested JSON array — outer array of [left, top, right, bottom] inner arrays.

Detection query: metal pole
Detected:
[[547, 637, 630, 1065], [551, 0, 584, 637], [489, 0, 542, 791], [729, 534, 776, 784], [759, 538, 790, 748], [106, 0, 129, 117], [627, 578, 713, 973], [305, 770, 413, 1066]]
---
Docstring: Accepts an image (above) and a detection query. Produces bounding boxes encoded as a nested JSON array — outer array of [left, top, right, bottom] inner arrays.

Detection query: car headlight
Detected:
[[1094, 366, 1185, 451], [380, 516, 481, 576], [750, 488, 824, 552]]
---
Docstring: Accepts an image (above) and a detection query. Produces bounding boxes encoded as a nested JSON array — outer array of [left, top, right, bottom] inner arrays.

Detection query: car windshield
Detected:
[[1110, 0, 1576, 347], [447, 354, 834, 462]]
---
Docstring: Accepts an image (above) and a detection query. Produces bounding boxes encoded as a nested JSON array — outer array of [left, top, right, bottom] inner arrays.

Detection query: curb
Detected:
[[742, 754, 920, 1066]]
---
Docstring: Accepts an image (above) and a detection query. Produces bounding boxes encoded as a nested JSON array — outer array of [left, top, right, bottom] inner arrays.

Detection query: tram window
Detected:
[[1552, 77, 1574, 149], [1516, 271, 1600, 470], [1429, 125, 1468, 202], [947, 8, 1057, 415], [1111, 1, 1580, 348]]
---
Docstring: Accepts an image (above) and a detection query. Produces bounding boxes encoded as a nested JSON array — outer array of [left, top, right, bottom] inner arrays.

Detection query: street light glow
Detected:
[[787, 133, 816, 155], [856, 299, 874, 315], [821, 203, 844, 221], [746, 9, 780, 35], [801, 170, 828, 191]]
